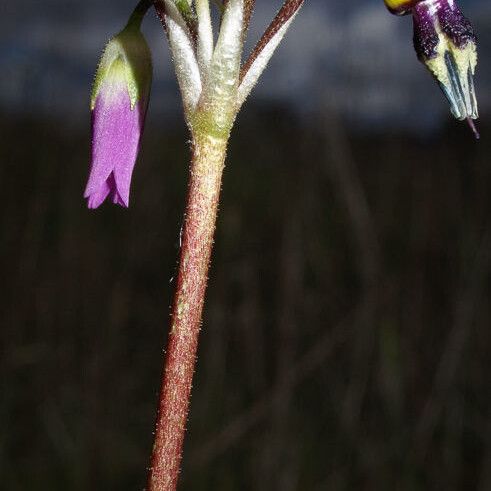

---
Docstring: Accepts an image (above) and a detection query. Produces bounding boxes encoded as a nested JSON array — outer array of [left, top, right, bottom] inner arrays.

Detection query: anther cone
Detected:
[[412, 0, 478, 123]]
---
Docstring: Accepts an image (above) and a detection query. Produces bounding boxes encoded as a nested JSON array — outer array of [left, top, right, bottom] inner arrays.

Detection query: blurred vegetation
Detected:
[[1, 107, 490, 490]]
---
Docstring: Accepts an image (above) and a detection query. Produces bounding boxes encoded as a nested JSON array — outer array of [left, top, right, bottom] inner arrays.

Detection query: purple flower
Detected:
[[412, 1, 478, 127], [385, 0, 479, 136], [84, 25, 152, 209]]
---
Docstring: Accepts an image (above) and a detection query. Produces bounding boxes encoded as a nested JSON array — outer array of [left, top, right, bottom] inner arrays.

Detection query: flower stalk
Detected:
[[146, 1, 304, 489], [84, 0, 481, 488], [147, 131, 227, 490], [83, 0, 304, 487]]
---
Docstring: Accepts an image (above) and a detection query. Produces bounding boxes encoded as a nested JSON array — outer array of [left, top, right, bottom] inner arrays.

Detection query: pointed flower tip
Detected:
[[85, 171, 131, 209], [409, 0, 479, 123], [84, 20, 152, 210], [86, 193, 129, 210], [466, 117, 480, 140], [386, 1, 479, 127]]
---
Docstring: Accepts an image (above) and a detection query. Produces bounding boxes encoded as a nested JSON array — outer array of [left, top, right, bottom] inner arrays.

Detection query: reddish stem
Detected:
[[147, 133, 228, 491], [240, 0, 304, 82]]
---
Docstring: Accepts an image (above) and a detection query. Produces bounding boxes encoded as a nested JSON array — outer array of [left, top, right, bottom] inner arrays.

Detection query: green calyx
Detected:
[[190, 104, 237, 141], [91, 19, 152, 110]]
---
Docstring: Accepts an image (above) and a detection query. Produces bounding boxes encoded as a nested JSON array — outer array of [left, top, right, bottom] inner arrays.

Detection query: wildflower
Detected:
[[385, 0, 479, 136], [84, 10, 152, 209]]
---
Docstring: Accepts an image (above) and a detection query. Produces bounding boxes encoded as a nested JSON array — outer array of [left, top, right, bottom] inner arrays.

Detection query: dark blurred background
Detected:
[[1, 1, 491, 489]]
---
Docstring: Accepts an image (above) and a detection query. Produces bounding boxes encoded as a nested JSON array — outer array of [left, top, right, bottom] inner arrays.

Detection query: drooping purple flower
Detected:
[[385, 0, 479, 136], [412, 1, 478, 129], [84, 21, 152, 209]]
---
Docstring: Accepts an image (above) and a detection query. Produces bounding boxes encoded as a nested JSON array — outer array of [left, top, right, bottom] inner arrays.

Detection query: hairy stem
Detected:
[[147, 131, 228, 491], [240, 0, 303, 82]]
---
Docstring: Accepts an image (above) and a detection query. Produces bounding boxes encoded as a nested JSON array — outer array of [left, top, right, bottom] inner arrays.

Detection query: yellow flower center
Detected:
[[384, 0, 418, 15]]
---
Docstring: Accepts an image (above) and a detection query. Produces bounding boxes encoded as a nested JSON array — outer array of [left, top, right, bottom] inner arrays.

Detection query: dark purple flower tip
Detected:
[[412, 0, 476, 61], [411, 0, 478, 126], [437, 1, 476, 50], [412, 2, 440, 61]]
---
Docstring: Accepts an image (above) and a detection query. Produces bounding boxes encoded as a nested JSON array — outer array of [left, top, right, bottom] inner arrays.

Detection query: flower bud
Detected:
[[84, 19, 152, 209]]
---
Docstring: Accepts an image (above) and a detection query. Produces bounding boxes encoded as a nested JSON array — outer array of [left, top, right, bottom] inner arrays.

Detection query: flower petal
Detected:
[[84, 70, 145, 208], [86, 177, 112, 209]]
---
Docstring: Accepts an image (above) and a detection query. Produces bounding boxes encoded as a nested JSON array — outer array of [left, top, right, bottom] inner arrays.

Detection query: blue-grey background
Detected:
[[2, 1, 490, 131], [2, 2, 491, 490]]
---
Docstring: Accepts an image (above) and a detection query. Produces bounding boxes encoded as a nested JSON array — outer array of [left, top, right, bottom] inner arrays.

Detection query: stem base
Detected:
[[147, 133, 228, 491]]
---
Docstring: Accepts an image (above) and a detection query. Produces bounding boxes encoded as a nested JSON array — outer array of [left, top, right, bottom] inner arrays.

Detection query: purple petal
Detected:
[[412, 2, 439, 61], [84, 76, 146, 209], [437, 1, 476, 49], [111, 101, 147, 208], [110, 186, 127, 207], [87, 177, 112, 209]]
